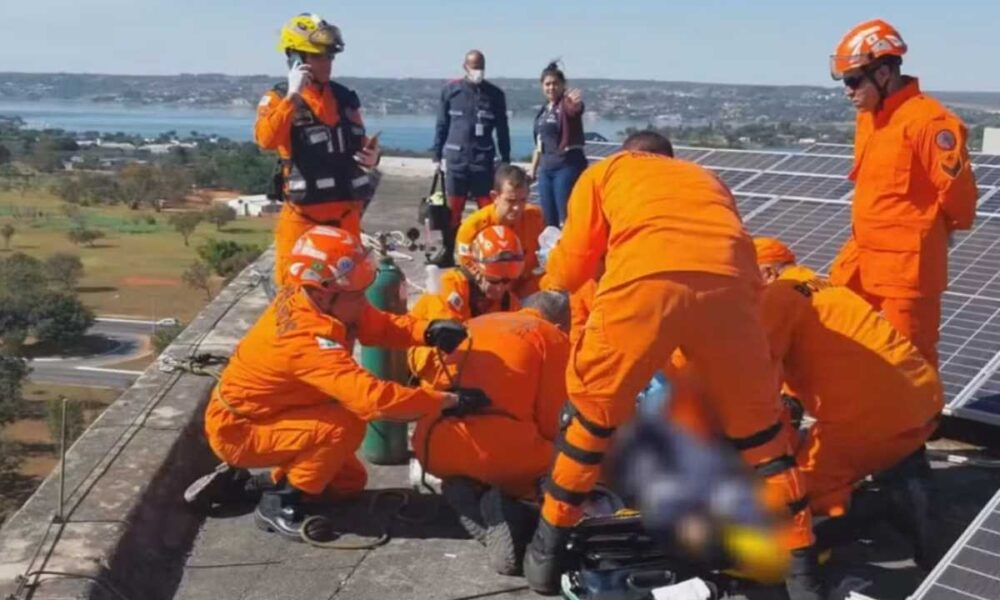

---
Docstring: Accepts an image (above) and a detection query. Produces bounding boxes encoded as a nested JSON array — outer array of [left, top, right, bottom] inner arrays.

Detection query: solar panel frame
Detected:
[[769, 154, 853, 177], [735, 171, 854, 200], [699, 150, 789, 171], [974, 165, 1000, 187], [803, 143, 854, 156], [910, 489, 1000, 600]]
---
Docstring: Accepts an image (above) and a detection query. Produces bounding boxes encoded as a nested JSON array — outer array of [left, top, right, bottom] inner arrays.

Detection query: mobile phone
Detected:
[[365, 131, 382, 149], [287, 51, 305, 70]]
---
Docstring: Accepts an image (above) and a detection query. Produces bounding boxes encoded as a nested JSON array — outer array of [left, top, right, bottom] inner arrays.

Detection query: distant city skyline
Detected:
[[1, 0, 997, 92]]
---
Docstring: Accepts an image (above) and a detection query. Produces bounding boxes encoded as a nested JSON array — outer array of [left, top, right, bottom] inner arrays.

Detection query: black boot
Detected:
[[480, 487, 536, 576], [878, 449, 937, 569], [430, 226, 457, 268], [254, 482, 306, 542], [184, 463, 252, 508], [523, 518, 571, 595], [442, 477, 487, 544], [785, 546, 825, 600]]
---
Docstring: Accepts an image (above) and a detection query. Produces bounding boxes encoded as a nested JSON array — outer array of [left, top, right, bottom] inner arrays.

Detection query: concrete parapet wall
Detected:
[[0, 252, 274, 600]]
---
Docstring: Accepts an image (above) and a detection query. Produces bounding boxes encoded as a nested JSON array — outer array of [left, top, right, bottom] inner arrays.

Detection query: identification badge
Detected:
[[475, 123, 484, 136]]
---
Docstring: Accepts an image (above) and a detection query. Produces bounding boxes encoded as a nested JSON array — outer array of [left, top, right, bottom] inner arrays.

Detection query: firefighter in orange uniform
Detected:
[[455, 165, 545, 297], [412, 292, 571, 575], [756, 237, 943, 565], [408, 225, 525, 381], [526, 131, 818, 599], [828, 19, 977, 367], [190, 226, 484, 542], [255, 14, 382, 287]]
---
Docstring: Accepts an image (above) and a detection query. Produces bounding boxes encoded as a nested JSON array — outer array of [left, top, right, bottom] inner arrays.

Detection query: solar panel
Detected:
[[733, 194, 773, 218], [973, 153, 1000, 167], [675, 147, 713, 161], [803, 143, 854, 156], [973, 165, 1000, 187], [977, 189, 1000, 216], [713, 168, 759, 189], [735, 171, 854, 200], [743, 198, 851, 272], [700, 150, 788, 171], [910, 489, 1000, 600], [771, 154, 852, 177]]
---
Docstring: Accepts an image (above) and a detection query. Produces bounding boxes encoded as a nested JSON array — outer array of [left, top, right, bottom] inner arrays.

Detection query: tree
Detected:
[[182, 261, 213, 300], [196, 239, 262, 280], [169, 212, 202, 247], [205, 203, 237, 231], [1, 224, 14, 250], [45, 252, 84, 291], [67, 228, 105, 247], [61, 203, 87, 229], [152, 323, 185, 354], [0, 355, 29, 425], [0, 143, 11, 166], [31, 293, 95, 347], [117, 164, 163, 211]]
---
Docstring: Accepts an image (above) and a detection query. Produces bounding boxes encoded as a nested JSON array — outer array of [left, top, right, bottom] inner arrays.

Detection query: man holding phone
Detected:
[[255, 13, 382, 286]]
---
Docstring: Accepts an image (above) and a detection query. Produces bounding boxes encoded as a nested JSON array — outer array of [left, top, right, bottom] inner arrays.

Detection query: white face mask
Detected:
[[467, 69, 484, 84]]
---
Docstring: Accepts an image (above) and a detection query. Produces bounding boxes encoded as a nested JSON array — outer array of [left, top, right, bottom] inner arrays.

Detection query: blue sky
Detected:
[[1, 0, 996, 91]]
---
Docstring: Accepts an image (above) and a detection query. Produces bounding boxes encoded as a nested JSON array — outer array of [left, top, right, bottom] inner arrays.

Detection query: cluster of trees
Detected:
[[182, 238, 262, 300], [52, 163, 193, 210], [0, 251, 94, 480]]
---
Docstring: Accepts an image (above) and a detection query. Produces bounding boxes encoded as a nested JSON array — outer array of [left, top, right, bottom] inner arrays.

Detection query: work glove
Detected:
[[442, 387, 491, 417], [286, 63, 311, 98], [523, 518, 572, 595], [425, 319, 467, 353]]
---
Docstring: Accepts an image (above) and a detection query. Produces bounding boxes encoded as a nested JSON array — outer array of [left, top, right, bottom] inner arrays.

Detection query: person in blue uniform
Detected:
[[432, 49, 511, 266], [529, 62, 586, 228]]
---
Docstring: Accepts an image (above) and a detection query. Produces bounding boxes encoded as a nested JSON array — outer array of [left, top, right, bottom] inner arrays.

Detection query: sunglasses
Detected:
[[842, 74, 868, 90]]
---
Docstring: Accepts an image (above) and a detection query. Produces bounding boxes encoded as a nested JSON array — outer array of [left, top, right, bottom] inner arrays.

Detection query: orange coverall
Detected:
[[407, 267, 520, 382], [455, 203, 545, 297], [830, 77, 978, 367], [255, 85, 370, 286], [204, 286, 448, 496], [568, 279, 597, 347], [540, 151, 810, 548], [761, 265, 943, 516], [412, 309, 569, 498]]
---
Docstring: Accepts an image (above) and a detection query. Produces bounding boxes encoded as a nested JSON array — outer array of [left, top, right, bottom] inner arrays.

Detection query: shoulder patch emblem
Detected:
[[315, 336, 341, 350], [935, 129, 957, 151], [447, 291, 464, 310]]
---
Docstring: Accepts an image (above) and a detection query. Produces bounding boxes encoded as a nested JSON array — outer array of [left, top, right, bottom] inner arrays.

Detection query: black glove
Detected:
[[523, 518, 571, 595], [442, 387, 491, 417], [425, 319, 467, 353]]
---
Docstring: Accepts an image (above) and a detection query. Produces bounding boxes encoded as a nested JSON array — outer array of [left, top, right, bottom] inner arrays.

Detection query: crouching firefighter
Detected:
[[411, 292, 572, 575], [256, 13, 382, 287], [184, 226, 489, 543]]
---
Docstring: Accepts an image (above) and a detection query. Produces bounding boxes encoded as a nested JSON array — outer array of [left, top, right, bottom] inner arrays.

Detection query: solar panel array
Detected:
[[910, 488, 1000, 600], [584, 140, 1000, 426]]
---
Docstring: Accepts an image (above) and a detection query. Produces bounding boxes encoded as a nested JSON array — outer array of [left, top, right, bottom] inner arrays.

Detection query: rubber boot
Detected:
[[254, 482, 306, 542], [877, 449, 937, 569], [184, 463, 252, 509], [480, 487, 536, 576], [441, 477, 487, 543], [785, 546, 825, 600], [431, 224, 457, 268], [523, 518, 571, 595]]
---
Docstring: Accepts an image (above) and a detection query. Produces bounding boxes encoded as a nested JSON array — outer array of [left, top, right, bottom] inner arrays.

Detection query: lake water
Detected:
[[0, 100, 647, 159]]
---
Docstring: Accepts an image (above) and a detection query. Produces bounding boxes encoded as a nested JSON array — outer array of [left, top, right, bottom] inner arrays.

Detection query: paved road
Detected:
[[27, 317, 156, 389]]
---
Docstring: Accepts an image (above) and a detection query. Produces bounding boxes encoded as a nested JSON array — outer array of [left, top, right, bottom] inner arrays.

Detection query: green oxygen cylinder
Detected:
[[360, 255, 410, 464]]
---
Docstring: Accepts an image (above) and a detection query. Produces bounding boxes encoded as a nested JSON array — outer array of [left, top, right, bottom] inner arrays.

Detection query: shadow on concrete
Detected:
[[310, 489, 470, 542]]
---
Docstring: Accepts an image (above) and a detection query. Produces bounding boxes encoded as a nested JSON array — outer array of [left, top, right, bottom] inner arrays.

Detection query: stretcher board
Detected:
[[582, 141, 1000, 427], [908, 487, 1000, 600]]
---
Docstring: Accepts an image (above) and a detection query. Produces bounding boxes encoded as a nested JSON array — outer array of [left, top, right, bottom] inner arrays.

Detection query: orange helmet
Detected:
[[471, 225, 525, 281], [287, 226, 376, 291], [753, 237, 796, 265], [830, 19, 907, 80]]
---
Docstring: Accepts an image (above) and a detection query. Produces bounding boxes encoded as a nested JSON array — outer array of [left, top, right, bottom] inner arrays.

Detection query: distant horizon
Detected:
[[1, 70, 998, 96]]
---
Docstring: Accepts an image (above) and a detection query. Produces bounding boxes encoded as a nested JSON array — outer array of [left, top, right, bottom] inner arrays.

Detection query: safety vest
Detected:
[[274, 81, 372, 206]]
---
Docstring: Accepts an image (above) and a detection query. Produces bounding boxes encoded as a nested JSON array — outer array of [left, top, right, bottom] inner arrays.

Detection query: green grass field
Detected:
[[0, 190, 275, 321]]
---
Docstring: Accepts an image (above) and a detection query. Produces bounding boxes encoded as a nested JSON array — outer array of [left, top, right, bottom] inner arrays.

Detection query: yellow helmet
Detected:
[[278, 13, 344, 56]]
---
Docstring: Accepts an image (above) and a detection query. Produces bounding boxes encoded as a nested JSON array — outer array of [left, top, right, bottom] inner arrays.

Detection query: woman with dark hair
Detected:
[[530, 61, 587, 228]]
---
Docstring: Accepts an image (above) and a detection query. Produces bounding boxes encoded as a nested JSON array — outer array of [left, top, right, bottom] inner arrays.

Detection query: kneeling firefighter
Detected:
[[185, 226, 489, 542], [256, 13, 382, 287]]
